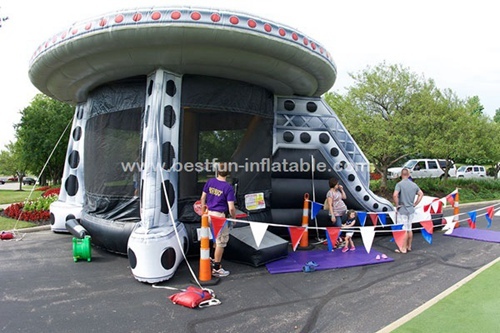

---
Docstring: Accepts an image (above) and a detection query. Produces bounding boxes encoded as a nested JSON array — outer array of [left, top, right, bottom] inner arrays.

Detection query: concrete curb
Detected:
[[376, 256, 500, 332], [16, 225, 52, 233]]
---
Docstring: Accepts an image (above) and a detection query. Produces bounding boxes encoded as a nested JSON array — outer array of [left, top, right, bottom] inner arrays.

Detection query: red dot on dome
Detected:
[[61, 32, 67, 39], [191, 12, 201, 20], [278, 28, 286, 36], [85, 23, 92, 30], [247, 19, 256, 28], [133, 13, 142, 22], [291, 32, 298, 41], [72, 28, 78, 35], [52, 36, 57, 43], [311, 42, 316, 50], [99, 18, 107, 27], [211, 13, 221, 22], [151, 11, 161, 20], [229, 16, 239, 24], [303, 37, 309, 46], [171, 11, 181, 20], [320, 47, 324, 54], [115, 15, 124, 23], [264, 23, 272, 32]]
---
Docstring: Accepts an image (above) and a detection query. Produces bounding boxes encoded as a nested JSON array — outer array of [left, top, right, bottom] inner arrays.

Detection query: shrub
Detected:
[[4, 194, 58, 222]]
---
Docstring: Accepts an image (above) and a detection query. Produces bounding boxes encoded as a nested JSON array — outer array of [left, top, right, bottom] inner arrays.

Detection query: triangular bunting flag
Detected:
[[388, 211, 396, 224], [485, 206, 494, 228], [430, 199, 443, 214], [360, 226, 375, 253], [391, 224, 406, 252], [467, 211, 477, 229], [325, 227, 341, 252], [368, 213, 378, 226], [446, 192, 456, 206], [421, 228, 433, 244], [310, 201, 323, 219], [423, 204, 431, 213], [378, 214, 387, 226], [357, 211, 367, 227], [444, 222, 456, 235], [439, 197, 447, 208], [442, 216, 456, 234], [288, 227, 306, 251], [248, 222, 268, 248], [209, 215, 227, 239], [420, 221, 434, 234]]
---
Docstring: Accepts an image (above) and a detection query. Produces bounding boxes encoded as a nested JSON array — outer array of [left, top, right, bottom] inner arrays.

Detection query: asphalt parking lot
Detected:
[[1, 202, 499, 333]]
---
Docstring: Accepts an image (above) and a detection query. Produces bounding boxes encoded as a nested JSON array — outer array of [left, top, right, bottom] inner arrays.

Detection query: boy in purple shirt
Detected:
[[200, 163, 236, 277]]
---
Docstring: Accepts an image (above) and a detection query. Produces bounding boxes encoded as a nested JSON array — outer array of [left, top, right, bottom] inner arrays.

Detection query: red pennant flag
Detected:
[[288, 227, 306, 251], [392, 229, 406, 252], [487, 206, 494, 219], [423, 204, 431, 213], [325, 227, 341, 246], [209, 215, 227, 239], [446, 193, 456, 206], [369, 213, 378, 226], [420, 220, 434, 234], [429, 199, 443, 214]]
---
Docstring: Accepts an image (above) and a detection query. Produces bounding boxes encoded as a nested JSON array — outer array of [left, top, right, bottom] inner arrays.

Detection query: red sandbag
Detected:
[[168, 286, 212, 309]]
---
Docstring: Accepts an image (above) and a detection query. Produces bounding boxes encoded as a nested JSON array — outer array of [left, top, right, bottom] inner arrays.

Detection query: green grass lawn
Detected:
[[0, 189, 43, 230], [392, 260, 500, 332], [0, 215, 36, 229], [0, 189, 42, 205]]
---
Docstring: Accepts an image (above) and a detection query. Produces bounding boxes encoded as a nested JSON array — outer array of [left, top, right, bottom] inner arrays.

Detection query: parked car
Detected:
[[8, 176, 18, 182], [22, 177, 37, 185], [0, 178, 5, 185], [388, 159, 457, 179], [455, 165, 486, 178]]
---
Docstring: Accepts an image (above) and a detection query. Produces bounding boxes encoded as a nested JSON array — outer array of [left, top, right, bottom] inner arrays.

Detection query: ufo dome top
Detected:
[[28, 6, 337, 104]]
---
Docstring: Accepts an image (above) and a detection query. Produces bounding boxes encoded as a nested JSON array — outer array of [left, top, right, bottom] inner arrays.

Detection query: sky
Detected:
[[0, 0, 499, 150]]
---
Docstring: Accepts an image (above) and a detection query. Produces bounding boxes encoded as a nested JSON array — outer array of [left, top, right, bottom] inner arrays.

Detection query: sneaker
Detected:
[[212, 267, 230, 277], [350, 246, 356, 251], [342, 246, 349, 253]]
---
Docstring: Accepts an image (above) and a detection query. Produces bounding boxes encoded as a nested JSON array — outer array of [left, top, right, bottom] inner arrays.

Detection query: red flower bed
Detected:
[[36, 186, 51, 192], [42, 188, 60, 197], [3, 202, 50, 222]]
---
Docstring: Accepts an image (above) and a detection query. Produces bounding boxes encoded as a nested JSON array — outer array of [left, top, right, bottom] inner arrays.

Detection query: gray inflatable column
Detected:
[[49, 103, 87, 232], [127, 69, 188, 283]]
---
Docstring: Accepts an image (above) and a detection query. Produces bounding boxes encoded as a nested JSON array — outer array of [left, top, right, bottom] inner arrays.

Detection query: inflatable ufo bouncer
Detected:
[[29, 7, 394, 283]]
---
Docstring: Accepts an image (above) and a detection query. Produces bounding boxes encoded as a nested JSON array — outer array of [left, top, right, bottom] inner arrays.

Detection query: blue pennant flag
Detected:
[[421, 228, 433, 244], [311, 201, 323, 219], [378, 214, 387, 226], [357, 211, 367, 227]]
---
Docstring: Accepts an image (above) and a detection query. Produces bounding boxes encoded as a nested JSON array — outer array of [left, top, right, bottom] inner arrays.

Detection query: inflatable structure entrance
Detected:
[[29, 7, 394, 283]]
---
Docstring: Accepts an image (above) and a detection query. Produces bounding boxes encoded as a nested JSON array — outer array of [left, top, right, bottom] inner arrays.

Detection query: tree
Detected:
[[15, 94, 74, 185], [493, 108, 500, 123], [0, 142, 28, 190], [325, 62, 429, 189], [465, 95, 484, 116]]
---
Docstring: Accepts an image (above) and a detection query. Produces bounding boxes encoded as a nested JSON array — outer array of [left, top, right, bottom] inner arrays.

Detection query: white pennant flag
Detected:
[[388, 211, 396, 224], [442, 216, 456, 234], [249, 222, 268, 248], [360, 226, 375, 253], [440, 197, 447, 208]]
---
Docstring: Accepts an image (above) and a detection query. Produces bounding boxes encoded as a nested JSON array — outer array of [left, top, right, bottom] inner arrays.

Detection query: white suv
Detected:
[[388, 159, 457, 179], [455, 165, 486, 178]]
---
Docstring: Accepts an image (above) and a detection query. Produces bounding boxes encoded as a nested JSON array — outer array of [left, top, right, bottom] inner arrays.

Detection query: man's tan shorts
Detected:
[[208, 211, 230, 247]]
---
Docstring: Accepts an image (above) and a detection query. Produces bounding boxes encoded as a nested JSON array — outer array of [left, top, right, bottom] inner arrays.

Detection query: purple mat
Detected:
[[266, 248, 393, 274], [444, 228, 500, 243]]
